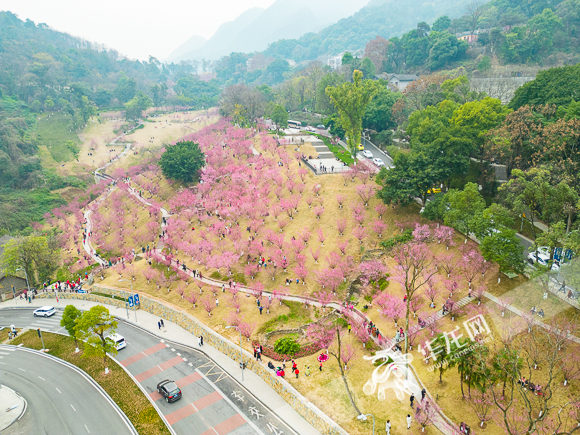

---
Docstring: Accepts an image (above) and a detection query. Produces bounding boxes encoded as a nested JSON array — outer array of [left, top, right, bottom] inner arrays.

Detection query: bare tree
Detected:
[[466, 1, 485, 35]]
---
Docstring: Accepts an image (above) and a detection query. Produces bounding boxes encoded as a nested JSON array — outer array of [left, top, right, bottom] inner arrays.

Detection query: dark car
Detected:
[[157, 380, 182, 403]]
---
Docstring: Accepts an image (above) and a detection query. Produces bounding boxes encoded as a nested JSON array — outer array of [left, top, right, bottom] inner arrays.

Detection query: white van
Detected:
[[106, 333, 126, 350]]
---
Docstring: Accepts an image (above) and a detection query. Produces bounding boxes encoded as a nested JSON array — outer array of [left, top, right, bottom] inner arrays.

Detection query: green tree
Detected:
[[124, 91, 153, 120], [75, 305, 118, 371], [443, 183, 486, 238], [0, 235, 57, 286], [115, 73, 137, 103], [60, 305, 82, 349], [360, 57, 376, 78], [480, 227, 525, 278], [377, 151, 441, 206], [535, 221, 567, 261], [270, 104, 288, 132], [159, 140, 205, 183], [149, 83, 167, 107], [342, 52, 354, 65], [477, 56, 492, 71], [471, 203, 515, 242], [362, 85, 398, 132], [325, 70, 380, 159], [432, 15, 452, 32], [428, 32, 468, 70]]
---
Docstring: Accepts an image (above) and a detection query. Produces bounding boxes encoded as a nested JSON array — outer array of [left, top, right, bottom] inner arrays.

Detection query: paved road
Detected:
[[0, 309, 296, 435], [0, 345, 135, 435]]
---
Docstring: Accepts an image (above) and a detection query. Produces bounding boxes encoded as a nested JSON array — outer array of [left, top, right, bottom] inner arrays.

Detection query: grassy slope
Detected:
[[35, 113, 81, 163]]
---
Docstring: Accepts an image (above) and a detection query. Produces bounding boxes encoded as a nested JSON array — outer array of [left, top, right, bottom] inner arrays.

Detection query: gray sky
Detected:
[[1, 0, 276, 60]]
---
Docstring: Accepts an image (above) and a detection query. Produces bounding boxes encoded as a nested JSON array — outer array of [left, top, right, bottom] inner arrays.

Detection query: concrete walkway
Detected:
[[0, 384, 25, 431], [1, 297, 321, 435]]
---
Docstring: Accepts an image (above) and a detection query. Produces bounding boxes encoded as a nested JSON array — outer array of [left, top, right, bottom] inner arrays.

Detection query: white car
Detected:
[[362, 150, 373, 158], [305, 126, 316, 132], [106, 333, 127, 350], [33, 306, 56, 317], [527, 250, 560, 271], [373, 157, 385, 167]]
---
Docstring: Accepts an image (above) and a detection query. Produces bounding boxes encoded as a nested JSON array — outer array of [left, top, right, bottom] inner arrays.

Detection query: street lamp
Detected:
[[225, 326, 244, 381], [118, 279, 137, 322], [357, 413, 375, 435]]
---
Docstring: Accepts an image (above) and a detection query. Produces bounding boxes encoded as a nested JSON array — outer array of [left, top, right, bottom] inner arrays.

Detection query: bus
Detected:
[[287, 120, 302, 129]]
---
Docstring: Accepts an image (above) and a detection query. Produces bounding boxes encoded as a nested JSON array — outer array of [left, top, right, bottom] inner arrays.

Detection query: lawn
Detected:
[[35, 113, 82, 162], [11, 330, 170, 435]]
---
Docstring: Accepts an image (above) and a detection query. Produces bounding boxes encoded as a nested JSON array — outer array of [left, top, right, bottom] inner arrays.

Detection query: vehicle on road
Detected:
[[357, 143, 364, 151], [316, 124, 325, 129], [427, 187, 442, 194], [157, 380, 182, 403], [362, 150, 373, 158], [528, 249, 560, 271], [287, 120, 301, 129], [373, 157, 385, 167], [33, 306, 56, 317], [106, 333, 127, 350], [304, 126, 316, 132]]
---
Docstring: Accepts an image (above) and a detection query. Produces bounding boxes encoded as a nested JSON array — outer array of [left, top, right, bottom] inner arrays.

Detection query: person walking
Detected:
[[295, 368, 299, 378], [305, 365, 310, 376], [319, 362, 323, 371], [200, 335, 204, 346], [385, 420, 391, 435], [160, 319, 164, 328], [421, 388, 426, 401], [158, 321, 161, 330], [410, 393, 415, 408], [215, 298, 219, 307], [259, 306, 263, 314], [406, 414, 412, 429]]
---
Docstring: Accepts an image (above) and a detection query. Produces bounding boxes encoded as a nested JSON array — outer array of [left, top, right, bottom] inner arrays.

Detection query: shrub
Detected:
[[274, 336, 301, 356], [421, 193, 445, 221], [380, 229, 413, 250], [210, 271, 222, 280]]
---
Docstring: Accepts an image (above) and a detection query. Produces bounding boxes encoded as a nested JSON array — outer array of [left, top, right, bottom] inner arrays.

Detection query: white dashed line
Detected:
[[38, 376, 46, 381], [176, 353, 181, 356], [56, 388, 62, 393], [18, 368, 25, 372], [171, 348, 175, 352], [182, 358, 187, 361], [85, 424, 91, 433], [188, 363, 193, 367], [0, 362, 5, 365], [70, 404, 76, 411]]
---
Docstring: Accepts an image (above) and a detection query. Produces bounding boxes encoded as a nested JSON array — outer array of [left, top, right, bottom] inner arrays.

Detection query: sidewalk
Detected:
[[0, 384, 25, 431], [1, 297, 321, 435]]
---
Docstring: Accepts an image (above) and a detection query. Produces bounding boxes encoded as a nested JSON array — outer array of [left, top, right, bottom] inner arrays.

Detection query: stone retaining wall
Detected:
[[39, 291, 132, 309], [50, 285, 349, 435]]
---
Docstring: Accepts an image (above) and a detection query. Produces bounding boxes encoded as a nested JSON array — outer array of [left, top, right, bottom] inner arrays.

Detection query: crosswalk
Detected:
[[31, 315, 63, 332]]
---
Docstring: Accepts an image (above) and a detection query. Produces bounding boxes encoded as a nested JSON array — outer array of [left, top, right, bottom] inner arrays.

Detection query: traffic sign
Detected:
[[134, 294, 140, 305], [128, 295, 134, 307]]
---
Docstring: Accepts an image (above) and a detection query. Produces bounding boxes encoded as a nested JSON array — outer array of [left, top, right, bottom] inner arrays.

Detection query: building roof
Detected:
[[389, 74, 419, 82]]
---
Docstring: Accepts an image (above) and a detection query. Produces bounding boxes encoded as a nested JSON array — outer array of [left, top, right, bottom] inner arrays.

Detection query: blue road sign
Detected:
[[134, 294, 140, 305], [554, 247, 563, 261], [128, 295, 134, 307]]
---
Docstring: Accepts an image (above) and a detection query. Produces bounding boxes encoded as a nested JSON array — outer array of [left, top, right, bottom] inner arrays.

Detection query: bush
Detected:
[[380, 229, 413, 250], [209, 271, 222, 280], [274, 336, 301, 356], [375, 130, 393, 146]]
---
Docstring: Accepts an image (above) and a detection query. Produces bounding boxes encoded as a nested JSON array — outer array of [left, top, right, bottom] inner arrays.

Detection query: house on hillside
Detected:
[[327, 53, 344, 70], [388, 74, 419, 91]]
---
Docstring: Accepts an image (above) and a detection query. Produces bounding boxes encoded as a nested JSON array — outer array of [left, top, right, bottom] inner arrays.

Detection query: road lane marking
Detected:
[[56, 388, 62, 393], [171, 348, 175, 352], [38, 376, 45, 381], [85, 424, 90, 433], [18, 368, 25, 372], [0, 351, 11, 355], [70, 404, 76, 411], [0, 362, 5, 365]]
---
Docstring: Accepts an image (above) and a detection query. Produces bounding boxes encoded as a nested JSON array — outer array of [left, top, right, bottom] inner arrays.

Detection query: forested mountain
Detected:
[[0, 11, 220, 232], [169, 0, 370, 62], [262, 0, 474, 62]]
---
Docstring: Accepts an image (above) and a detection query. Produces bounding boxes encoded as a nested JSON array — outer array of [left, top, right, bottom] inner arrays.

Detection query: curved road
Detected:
[[0, 346, 135, 435], [0, 308, 295, 435]]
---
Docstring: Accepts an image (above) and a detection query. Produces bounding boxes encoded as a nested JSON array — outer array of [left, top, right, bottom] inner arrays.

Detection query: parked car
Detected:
[[157, 380, 182, 403], [362, 150, 373, 158], [33, 306, 56, 317], [316, 124, 325, 129], [304, 126, 316, 132], [427, 187, 442, 194], [527, 249, 560, 271], [373, 158, 385, 167]]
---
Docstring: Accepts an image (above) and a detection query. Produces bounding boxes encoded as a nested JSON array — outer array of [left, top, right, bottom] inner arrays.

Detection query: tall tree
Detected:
[[159, 141, 205, 183], [325, 70, 380, 159], [75, 305, 118, 372]]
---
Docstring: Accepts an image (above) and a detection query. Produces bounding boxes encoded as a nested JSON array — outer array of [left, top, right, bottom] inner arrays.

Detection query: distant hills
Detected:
[[166, 0, 370, 62]]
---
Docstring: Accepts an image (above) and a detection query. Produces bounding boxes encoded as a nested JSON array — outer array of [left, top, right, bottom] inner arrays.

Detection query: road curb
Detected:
[[115, 318, 300, 435], [0, 384, 27, 431], [1, 345, 139, 435]]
